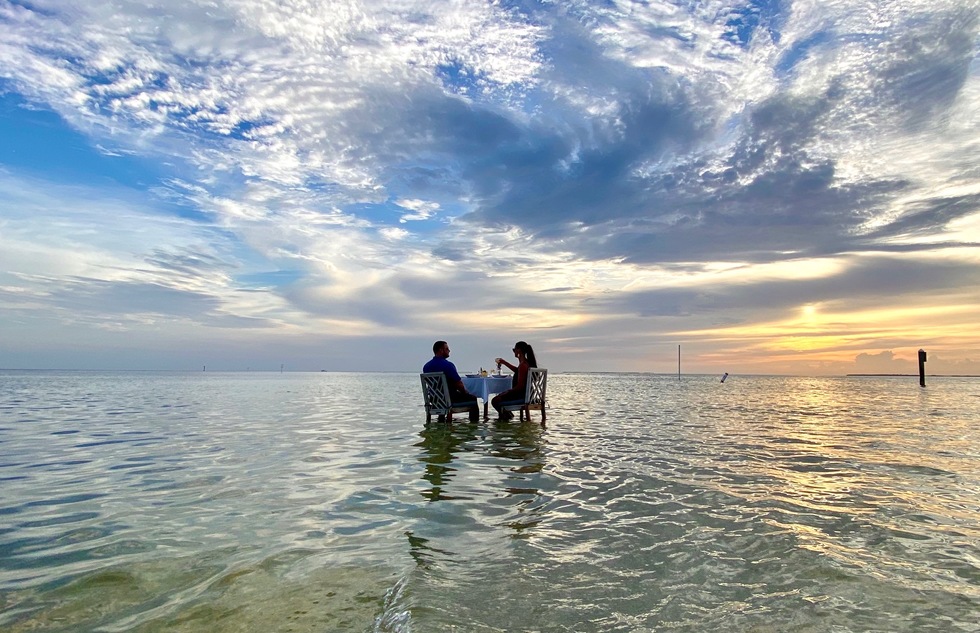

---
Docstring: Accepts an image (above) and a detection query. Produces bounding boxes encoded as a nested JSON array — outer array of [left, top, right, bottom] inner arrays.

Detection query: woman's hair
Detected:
[[515, 341, 538, 368]]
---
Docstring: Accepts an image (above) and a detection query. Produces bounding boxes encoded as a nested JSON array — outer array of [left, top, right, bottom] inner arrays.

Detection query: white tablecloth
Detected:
[[461, 375, 513, 402]]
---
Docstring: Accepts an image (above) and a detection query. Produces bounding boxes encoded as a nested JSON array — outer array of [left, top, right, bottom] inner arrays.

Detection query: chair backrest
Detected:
[[525, 368, 547, 407], [420, 372, 453, 414]]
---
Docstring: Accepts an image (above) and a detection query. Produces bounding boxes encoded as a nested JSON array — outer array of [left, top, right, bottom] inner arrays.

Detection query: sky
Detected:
[[1, 0, 979, 375]]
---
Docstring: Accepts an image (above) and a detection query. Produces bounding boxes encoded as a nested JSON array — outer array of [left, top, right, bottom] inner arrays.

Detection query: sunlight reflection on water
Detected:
[[0, 371, 978, 632]]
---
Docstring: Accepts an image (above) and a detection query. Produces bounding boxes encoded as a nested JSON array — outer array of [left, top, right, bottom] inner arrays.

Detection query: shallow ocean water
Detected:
[[1, 371, 978, 632]]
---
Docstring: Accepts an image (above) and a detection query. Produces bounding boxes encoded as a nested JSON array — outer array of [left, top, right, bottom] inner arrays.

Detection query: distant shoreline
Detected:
[[846, 373, 980, 377], [2, 368, 978, 378]]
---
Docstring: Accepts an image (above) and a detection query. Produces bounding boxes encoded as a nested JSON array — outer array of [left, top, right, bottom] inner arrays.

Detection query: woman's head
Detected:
[[513, 341, 537, 367]]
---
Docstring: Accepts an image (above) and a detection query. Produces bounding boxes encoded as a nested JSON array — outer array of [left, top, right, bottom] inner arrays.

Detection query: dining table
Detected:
[[461, 374, 514, 419]]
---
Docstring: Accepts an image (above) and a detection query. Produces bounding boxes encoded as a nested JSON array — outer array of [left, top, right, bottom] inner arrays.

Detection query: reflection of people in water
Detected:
[[490, 418, 546, 473], [407, 420, 549, 569], [407, 424, 480, 568], [404, 530, 453, 569], [488, 421, 548, 537], [415, 424, 478, 502]]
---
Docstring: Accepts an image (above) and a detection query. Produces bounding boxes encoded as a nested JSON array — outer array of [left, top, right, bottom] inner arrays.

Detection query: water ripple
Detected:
[[0, 371, 978, 632]]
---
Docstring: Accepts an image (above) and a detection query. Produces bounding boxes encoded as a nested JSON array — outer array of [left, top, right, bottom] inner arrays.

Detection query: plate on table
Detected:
[[465, 374, 480, 377]]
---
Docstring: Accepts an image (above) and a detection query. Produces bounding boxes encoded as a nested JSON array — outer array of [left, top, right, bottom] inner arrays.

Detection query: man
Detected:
[[423, 340, 480, 421]]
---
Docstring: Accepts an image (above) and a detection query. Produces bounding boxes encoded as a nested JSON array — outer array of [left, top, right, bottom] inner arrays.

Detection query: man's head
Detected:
[[432, 340, 450, 357]]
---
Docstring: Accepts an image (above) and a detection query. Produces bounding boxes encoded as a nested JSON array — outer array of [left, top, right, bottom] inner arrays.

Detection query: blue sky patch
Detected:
[[0, 91, 162, 188], [723, 0, 783, 47]]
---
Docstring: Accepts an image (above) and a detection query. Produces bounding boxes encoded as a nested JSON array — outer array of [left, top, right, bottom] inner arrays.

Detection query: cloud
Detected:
[[853, 349, 980, 375], [0, 0, 978, 372], [396, 199, 440, 222], [853, 350, 904, 373]]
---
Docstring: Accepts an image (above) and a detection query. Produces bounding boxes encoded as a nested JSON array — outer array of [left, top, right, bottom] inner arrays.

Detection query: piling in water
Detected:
[[918, 349, 927, 387]]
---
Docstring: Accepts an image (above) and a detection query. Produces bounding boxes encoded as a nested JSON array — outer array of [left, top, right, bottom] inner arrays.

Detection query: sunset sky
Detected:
[[1, 0, 978, 375]]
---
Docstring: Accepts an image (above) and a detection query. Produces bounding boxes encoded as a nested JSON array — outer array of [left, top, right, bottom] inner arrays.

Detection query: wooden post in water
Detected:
[[918, 349, 927, 387], [677, 345, 681, 380]]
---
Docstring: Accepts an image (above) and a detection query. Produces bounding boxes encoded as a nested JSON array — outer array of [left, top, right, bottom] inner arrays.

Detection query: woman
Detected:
[[491, 341, 538, 419]]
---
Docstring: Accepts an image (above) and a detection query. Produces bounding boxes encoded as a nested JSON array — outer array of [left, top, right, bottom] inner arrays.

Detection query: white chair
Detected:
[[420, 372, 475, 423], [500, 368, 547, 423]]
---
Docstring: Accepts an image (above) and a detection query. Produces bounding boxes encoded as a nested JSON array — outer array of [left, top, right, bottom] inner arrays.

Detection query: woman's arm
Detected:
[[495, 357, 517, 371]]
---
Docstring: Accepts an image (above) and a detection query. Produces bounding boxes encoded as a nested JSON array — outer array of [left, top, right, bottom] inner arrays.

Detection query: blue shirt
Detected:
[[423, 356, 462, 385]]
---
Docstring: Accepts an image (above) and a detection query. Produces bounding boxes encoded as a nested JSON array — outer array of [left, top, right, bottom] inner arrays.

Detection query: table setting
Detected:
[[461, 368, 514, 418]]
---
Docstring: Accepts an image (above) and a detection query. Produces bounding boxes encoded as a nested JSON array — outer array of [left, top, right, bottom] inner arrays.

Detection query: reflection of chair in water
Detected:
[[500, 368, 548, 423], [420, 372, 474, 423]]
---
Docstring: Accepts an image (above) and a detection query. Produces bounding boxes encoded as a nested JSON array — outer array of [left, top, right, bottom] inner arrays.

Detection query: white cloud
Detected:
[[1, 1, 978, 371], [396, 198, 440, 222]]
